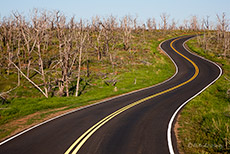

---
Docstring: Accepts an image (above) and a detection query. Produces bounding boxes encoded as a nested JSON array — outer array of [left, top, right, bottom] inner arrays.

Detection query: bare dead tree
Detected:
[[62, 18, 73, 97], [202, 16, 210, 30], [217, 13, 228, 33], [54, 11, 69, 96], [190, 15, 199, 31], [1, 16, 15, 75], [75, 19, 89, 97], [121, 15, 133, 51], [19, 12, 37, 77], [146, 18, 153, 31], [32, 10, 50, 97], [196, 13, 230, 59], [12, 12, 23, 86], [9, 58, 49, 97], [91, 16, 104, 60], [160, 13, 170, 31], [182, 19, 189, 31], [133, 15, 138, 32], [2, 12, 49, 98], [0, 17, 3, 75], [152, 17, 157, 30], [100, 15, 118, 68], [201, 16, 211, 51], [146, 18, 157, 31], [216, 12, 229, 58], [169, 18, 177, 30], [0, 14, 21, 89], [8, 10, 51, 98]]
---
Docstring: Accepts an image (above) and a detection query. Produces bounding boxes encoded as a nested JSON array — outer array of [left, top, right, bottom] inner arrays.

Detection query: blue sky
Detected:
[[0, 0, 229, 24]]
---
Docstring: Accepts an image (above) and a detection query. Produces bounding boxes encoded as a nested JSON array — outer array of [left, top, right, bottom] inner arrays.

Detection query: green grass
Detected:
[[178, 38, 230, 154], [0, 32, 178, 140], [0, 56, 174, 121], [0, 30, 197, 141]]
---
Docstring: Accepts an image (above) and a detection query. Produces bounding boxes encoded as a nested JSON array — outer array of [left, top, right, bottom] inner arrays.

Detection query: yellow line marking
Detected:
[[65, 37, 199, 154]]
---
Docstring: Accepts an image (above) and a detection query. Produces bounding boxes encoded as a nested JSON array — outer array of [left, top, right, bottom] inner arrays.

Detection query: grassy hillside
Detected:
[[0, 30, 192, 141], [177, 38, 230, 154]]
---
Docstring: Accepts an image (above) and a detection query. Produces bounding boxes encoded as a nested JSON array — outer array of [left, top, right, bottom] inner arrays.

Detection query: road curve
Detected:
[[0, 35, 222, 154]]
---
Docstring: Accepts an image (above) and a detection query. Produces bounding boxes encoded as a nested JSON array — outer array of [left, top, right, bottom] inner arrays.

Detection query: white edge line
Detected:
[[0, 38, 179, 146], [167, 36, 223, 154]]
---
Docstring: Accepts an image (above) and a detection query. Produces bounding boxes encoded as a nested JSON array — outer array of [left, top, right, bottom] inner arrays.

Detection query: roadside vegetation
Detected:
[[0, 9, 196, 141], [178, 28, 230, 153], [0, 9, 229, 153]]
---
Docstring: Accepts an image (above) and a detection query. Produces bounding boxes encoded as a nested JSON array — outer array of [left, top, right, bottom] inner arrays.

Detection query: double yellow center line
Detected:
[[65, 37, 199, 154]]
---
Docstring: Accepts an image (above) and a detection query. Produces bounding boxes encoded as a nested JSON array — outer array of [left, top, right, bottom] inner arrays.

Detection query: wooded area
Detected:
[[0, 9, 229, 101]]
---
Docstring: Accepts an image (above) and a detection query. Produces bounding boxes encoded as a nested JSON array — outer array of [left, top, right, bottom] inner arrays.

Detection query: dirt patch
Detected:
[[0, 106, 78, 142], [174, 113, 185, 154], [158, 38, 164, 41], [157, 46, 167, 56]]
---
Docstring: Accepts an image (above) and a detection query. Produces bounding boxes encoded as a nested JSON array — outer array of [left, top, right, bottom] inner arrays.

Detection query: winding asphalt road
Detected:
[[0, 35, 222, 154]]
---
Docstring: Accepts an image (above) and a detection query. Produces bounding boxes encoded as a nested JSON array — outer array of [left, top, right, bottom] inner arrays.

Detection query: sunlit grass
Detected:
[[178, 38, 230, 154]]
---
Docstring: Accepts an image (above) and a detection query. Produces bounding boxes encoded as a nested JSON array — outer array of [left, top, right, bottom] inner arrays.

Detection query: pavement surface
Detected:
[[0, 35, 221, 154]]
